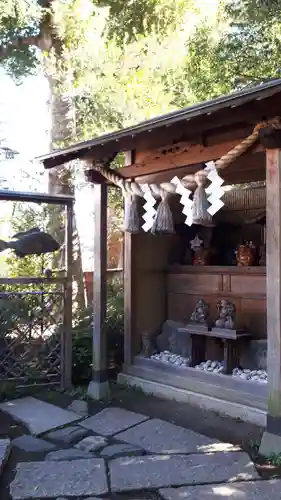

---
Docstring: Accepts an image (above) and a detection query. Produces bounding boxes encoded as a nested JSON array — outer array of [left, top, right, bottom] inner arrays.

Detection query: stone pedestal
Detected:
[[88, 380, 110, 400]]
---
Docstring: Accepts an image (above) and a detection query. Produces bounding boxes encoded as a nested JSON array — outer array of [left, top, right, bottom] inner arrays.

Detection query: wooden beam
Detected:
[[88, 183, 110, 399], [133, 152, 265, 185], [260, 149, 281, 455], [85, 169, 110, 184], [135, 125, 254, 163], [117, 138, 263, 179]]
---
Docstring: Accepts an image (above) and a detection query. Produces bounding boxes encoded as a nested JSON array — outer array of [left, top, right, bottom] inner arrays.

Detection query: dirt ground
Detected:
[[0, 382, 279, 500]]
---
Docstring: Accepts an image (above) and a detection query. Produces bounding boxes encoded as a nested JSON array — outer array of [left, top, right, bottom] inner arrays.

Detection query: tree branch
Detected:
[[0, 35, 41, 58]]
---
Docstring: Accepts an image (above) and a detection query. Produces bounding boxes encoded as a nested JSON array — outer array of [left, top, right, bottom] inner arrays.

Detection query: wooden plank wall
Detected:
[[167, 266, 266, 339], [131, 232, 175, 355]]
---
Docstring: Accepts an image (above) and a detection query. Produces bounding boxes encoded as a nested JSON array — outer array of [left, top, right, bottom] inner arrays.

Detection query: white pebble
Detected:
[[150, 351, 268, 384], [230, 366, 267, 383], [150, 350, 190, 368]]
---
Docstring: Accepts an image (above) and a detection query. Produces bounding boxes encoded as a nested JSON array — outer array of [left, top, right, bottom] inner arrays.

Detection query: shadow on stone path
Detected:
[[0, 389, 279, 499]]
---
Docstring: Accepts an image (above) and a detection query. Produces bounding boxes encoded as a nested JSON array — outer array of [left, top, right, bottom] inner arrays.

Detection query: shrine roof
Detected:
[[38, 78, 281, 170]]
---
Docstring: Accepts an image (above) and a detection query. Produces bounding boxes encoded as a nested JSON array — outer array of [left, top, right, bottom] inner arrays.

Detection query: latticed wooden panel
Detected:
[[223, 183, 266, 211], [0, 280, 65, 387]]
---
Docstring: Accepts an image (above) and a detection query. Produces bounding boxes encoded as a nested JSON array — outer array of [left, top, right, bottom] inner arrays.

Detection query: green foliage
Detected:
[[0, 0, 193, 80], [248, 439, 260, 455], [96, 0, 190, 45], [266, 453, 281, 466], [2, 201, 60, 277], [72, 29, 195, 143], [0, 0, 42, 79], [225, 0, 281, 24], [72, 276, 124, 384], [185, 0, 281, 101]]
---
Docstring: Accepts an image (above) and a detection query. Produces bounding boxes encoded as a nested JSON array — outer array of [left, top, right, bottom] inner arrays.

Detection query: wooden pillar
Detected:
[[123, 151, 134, 367], [62, 202, 73, 390], [88, 183, 110, 399], [124, 232, 133, 366], [260, 148, 281, 455]]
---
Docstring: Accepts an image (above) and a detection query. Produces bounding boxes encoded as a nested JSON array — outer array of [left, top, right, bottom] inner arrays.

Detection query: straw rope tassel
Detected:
[[192, 172, 212, 226], [151, 190, 174, 235], [124, 192, 140, 233]]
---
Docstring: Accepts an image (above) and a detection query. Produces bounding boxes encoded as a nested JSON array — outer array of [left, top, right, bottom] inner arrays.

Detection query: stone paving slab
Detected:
[[159, 480, 281, 500], [0, 439, 11, 477], [12, 435, 56, 452], [75, 435, 108, 452], [10, 458, 108, 499], [45, 449, 94, 461], [45, 425, 88, 444], [100, 443, 144, 459], [80, 407, 149, 436], [0, 397, 81, 436], [116, 418, 237, 454], [109, 452, 259, 492], [67, 400, 89, 417]]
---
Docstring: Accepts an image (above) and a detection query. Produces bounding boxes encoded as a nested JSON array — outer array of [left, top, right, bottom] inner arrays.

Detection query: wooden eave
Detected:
[[37, 79, 281, 180]]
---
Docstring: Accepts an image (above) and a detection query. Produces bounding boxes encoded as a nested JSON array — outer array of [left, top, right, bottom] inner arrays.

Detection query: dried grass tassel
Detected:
[[192, 173, 212, 226], [124, 193, 140, 233], [151, 191, 174, 235]]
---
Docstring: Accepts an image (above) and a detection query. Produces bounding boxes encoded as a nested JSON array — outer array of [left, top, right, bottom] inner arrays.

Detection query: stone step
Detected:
[[0, 397, 82, 436], [0, 439, 11, 478], [116, 417, 239, 454], [80, 406, 149, 436], [109, 452, 259, 492], [10, 458, 108, 499], [159, 481, 281, 500]]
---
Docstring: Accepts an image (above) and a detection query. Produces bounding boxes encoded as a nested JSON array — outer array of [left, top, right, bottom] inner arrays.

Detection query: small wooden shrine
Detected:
[[39, 79, 281, 455]]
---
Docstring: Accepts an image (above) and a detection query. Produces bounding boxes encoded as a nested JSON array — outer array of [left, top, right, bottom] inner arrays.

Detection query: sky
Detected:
[[0, 71, 50, 155], [0, 70, 50, 190], [0, 70, 94, 269]]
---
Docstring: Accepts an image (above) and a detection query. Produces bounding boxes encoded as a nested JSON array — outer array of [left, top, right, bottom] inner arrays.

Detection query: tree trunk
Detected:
[[48, 77, 85, 310]]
